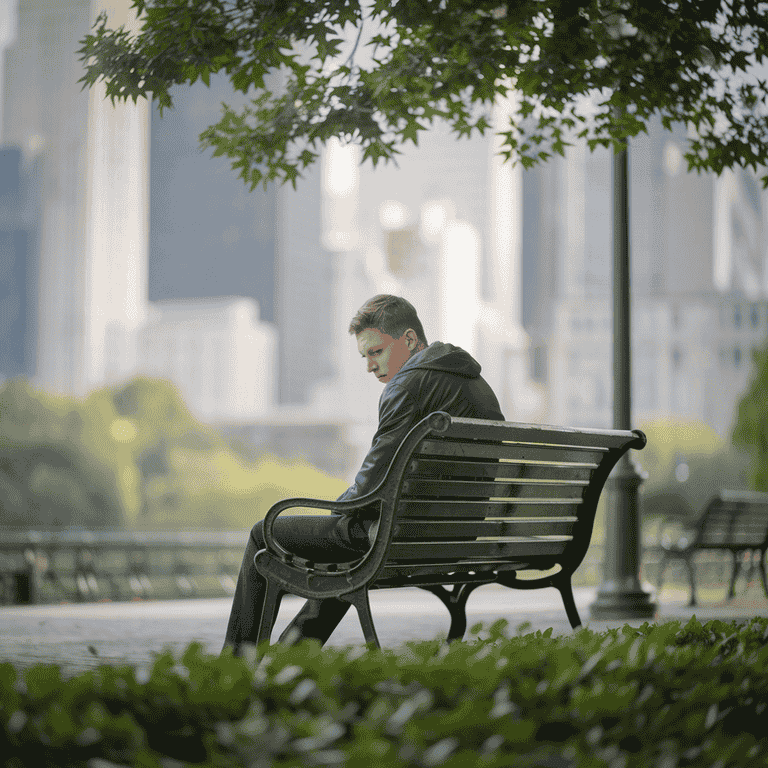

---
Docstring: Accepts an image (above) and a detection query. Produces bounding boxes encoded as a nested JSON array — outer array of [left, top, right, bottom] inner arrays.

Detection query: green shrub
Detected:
[[0, 377, 348, 532], [2, 617, 768, 767]]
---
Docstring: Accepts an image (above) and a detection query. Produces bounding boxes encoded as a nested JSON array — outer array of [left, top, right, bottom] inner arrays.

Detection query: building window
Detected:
[[530, 346, 547, 383], [672, 347, 683, 368], [734, 306, 742, 329], [734, 347, 742, 367], [385, 226, 418, 278], [751, 304, 761, 329]]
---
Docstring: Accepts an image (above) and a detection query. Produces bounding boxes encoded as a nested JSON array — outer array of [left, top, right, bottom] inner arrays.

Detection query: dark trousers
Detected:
[[223, 514, 370, 651]]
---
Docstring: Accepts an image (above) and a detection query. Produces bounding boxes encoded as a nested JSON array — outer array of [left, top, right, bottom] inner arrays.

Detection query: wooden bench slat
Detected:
[[381, 562, 554, 577], [381, 560, 524, 572], [378, 564, 532, 582], [407, 458, 596, 481], [388, 539, 570, 561], [393, 520, 577, 539], [441, 417, 641, 449], [379, 562, 530, 577], [397, 500, 583, 517], [417, 440, 608, 464], [402, 478, 588, 499]]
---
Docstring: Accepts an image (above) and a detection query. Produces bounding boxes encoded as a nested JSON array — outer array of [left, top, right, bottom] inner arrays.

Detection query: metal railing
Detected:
[[0, 529, 251, 605], [0, 531, 758, 606]]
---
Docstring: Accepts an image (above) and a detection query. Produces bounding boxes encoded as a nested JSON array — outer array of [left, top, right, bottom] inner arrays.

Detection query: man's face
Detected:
[[356, 327, 414, 384]]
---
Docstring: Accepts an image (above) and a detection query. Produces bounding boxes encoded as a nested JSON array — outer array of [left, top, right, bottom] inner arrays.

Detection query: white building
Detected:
[[137, 297, 276, 422], [527, 117, 768, 437], [312, 101, 544, 471]]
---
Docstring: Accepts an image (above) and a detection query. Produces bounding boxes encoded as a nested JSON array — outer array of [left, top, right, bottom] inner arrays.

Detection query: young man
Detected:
[[223, 294, 504, 651]]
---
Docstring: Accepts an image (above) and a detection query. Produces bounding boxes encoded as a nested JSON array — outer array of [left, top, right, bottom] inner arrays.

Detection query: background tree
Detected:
[[108, 377, 348, 530], [0, 377, 347, 530], [733, 348, 768, 491], [79, 0, 768, 188], [0, 380, 128, 528], [640, 418, 749, 527]]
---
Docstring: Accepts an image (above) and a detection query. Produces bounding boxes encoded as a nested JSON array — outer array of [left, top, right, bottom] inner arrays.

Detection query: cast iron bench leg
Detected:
[[554, 576, 582, 629], [656, 552, 669, 595], [421, 583, 482, 641], [759, 550, 768, 600], [726, 552, 741, 602], [341, 588, 380, 648], [257, 582, 285, 647]]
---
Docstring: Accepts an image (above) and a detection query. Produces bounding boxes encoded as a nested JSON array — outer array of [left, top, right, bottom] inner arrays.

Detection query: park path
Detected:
[[1, 584, 767, 676]]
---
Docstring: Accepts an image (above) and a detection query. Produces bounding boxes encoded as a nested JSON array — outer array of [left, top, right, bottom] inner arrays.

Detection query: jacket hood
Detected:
[[393, 341, 481, 380]]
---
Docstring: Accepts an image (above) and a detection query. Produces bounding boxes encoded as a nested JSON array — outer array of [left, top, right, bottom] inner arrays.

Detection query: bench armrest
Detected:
[[261, 492, 384, 563]]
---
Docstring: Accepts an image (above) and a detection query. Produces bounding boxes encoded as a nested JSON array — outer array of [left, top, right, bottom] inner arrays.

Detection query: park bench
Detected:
[[656, 490, 768, 606], [254, 411, 646, 647]]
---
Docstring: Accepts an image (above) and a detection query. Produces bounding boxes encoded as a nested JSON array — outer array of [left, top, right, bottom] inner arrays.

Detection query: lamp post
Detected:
[[589, 100, 657, 620]]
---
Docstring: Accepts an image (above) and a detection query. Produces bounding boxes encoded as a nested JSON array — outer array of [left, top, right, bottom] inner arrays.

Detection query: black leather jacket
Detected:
[[337, 341, 504, 508]]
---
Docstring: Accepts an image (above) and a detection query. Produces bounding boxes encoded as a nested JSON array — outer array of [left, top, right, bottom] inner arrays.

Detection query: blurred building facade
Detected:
[[522, 117, 768, 436], [0, 1, 283, 412], [0, 144, 40, 379], [136, 297, 276, 422], [1, 0, 149, 396], [313, 98, 545, 461], [2, 0, 767, 476], [148, 77, 277, 322]]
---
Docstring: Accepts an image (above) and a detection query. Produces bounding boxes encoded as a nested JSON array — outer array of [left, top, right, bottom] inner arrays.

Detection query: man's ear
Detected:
[[404, 329, 419, 350]]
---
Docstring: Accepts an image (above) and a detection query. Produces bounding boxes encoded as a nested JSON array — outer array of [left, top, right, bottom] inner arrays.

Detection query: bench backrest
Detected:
[[697, 491, 768, 549], [379, 413, 646, 578]]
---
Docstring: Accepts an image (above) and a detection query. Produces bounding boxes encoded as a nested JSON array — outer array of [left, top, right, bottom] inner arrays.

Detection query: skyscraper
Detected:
[[149, 74, 339, 407], [2, 0, 149, 396], [0, 145, 40, 380], [521, 115, 768, 435], [148, 76, 277, 322]]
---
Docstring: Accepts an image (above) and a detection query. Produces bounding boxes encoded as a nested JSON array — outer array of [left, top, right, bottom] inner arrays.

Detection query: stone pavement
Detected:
[[1, 584, 767, 676]]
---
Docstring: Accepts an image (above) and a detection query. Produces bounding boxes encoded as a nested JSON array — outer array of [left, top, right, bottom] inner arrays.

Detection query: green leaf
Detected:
[[401, 119, 421, 145]]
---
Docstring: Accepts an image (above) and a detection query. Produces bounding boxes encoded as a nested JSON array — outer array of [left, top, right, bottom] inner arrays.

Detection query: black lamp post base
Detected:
[[589, 585, 657, 621]]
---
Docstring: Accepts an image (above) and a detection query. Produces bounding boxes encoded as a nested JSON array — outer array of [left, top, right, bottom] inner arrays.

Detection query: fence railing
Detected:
[[0, 531, 753, 606], [0, 529, 251, 605]]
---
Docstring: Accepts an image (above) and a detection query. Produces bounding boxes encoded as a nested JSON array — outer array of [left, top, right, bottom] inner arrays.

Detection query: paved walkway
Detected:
[[2, 584, 767, 676]]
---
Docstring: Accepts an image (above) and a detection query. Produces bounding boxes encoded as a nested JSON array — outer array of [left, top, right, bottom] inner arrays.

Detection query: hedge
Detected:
[[2, 616, 768, 767]]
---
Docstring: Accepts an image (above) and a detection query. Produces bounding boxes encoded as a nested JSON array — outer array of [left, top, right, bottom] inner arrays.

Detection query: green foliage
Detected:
[[640, 418, 750, 525], [0, 379, 128, 529], [733, 346, 768, 491], [78, 0, 768, 190], [109, 377, 347, 529], [3, 617, 768, 766], [0, 377, 348, 531]]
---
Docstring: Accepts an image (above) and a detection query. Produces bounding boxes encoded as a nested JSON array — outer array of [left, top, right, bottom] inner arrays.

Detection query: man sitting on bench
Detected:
[[223, 294, 505, 653]]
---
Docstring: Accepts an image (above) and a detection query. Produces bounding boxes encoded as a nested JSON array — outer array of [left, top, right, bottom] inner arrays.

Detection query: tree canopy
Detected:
[[79, 0, 768, 189]]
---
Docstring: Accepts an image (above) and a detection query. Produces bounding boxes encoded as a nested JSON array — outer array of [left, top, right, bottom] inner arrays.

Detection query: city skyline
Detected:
[[1, 0, 768, 477]]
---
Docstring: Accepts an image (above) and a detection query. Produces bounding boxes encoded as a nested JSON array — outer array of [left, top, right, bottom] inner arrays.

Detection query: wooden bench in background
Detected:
[[656, 490, 768, 606], [254, 411, 647, 646]]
